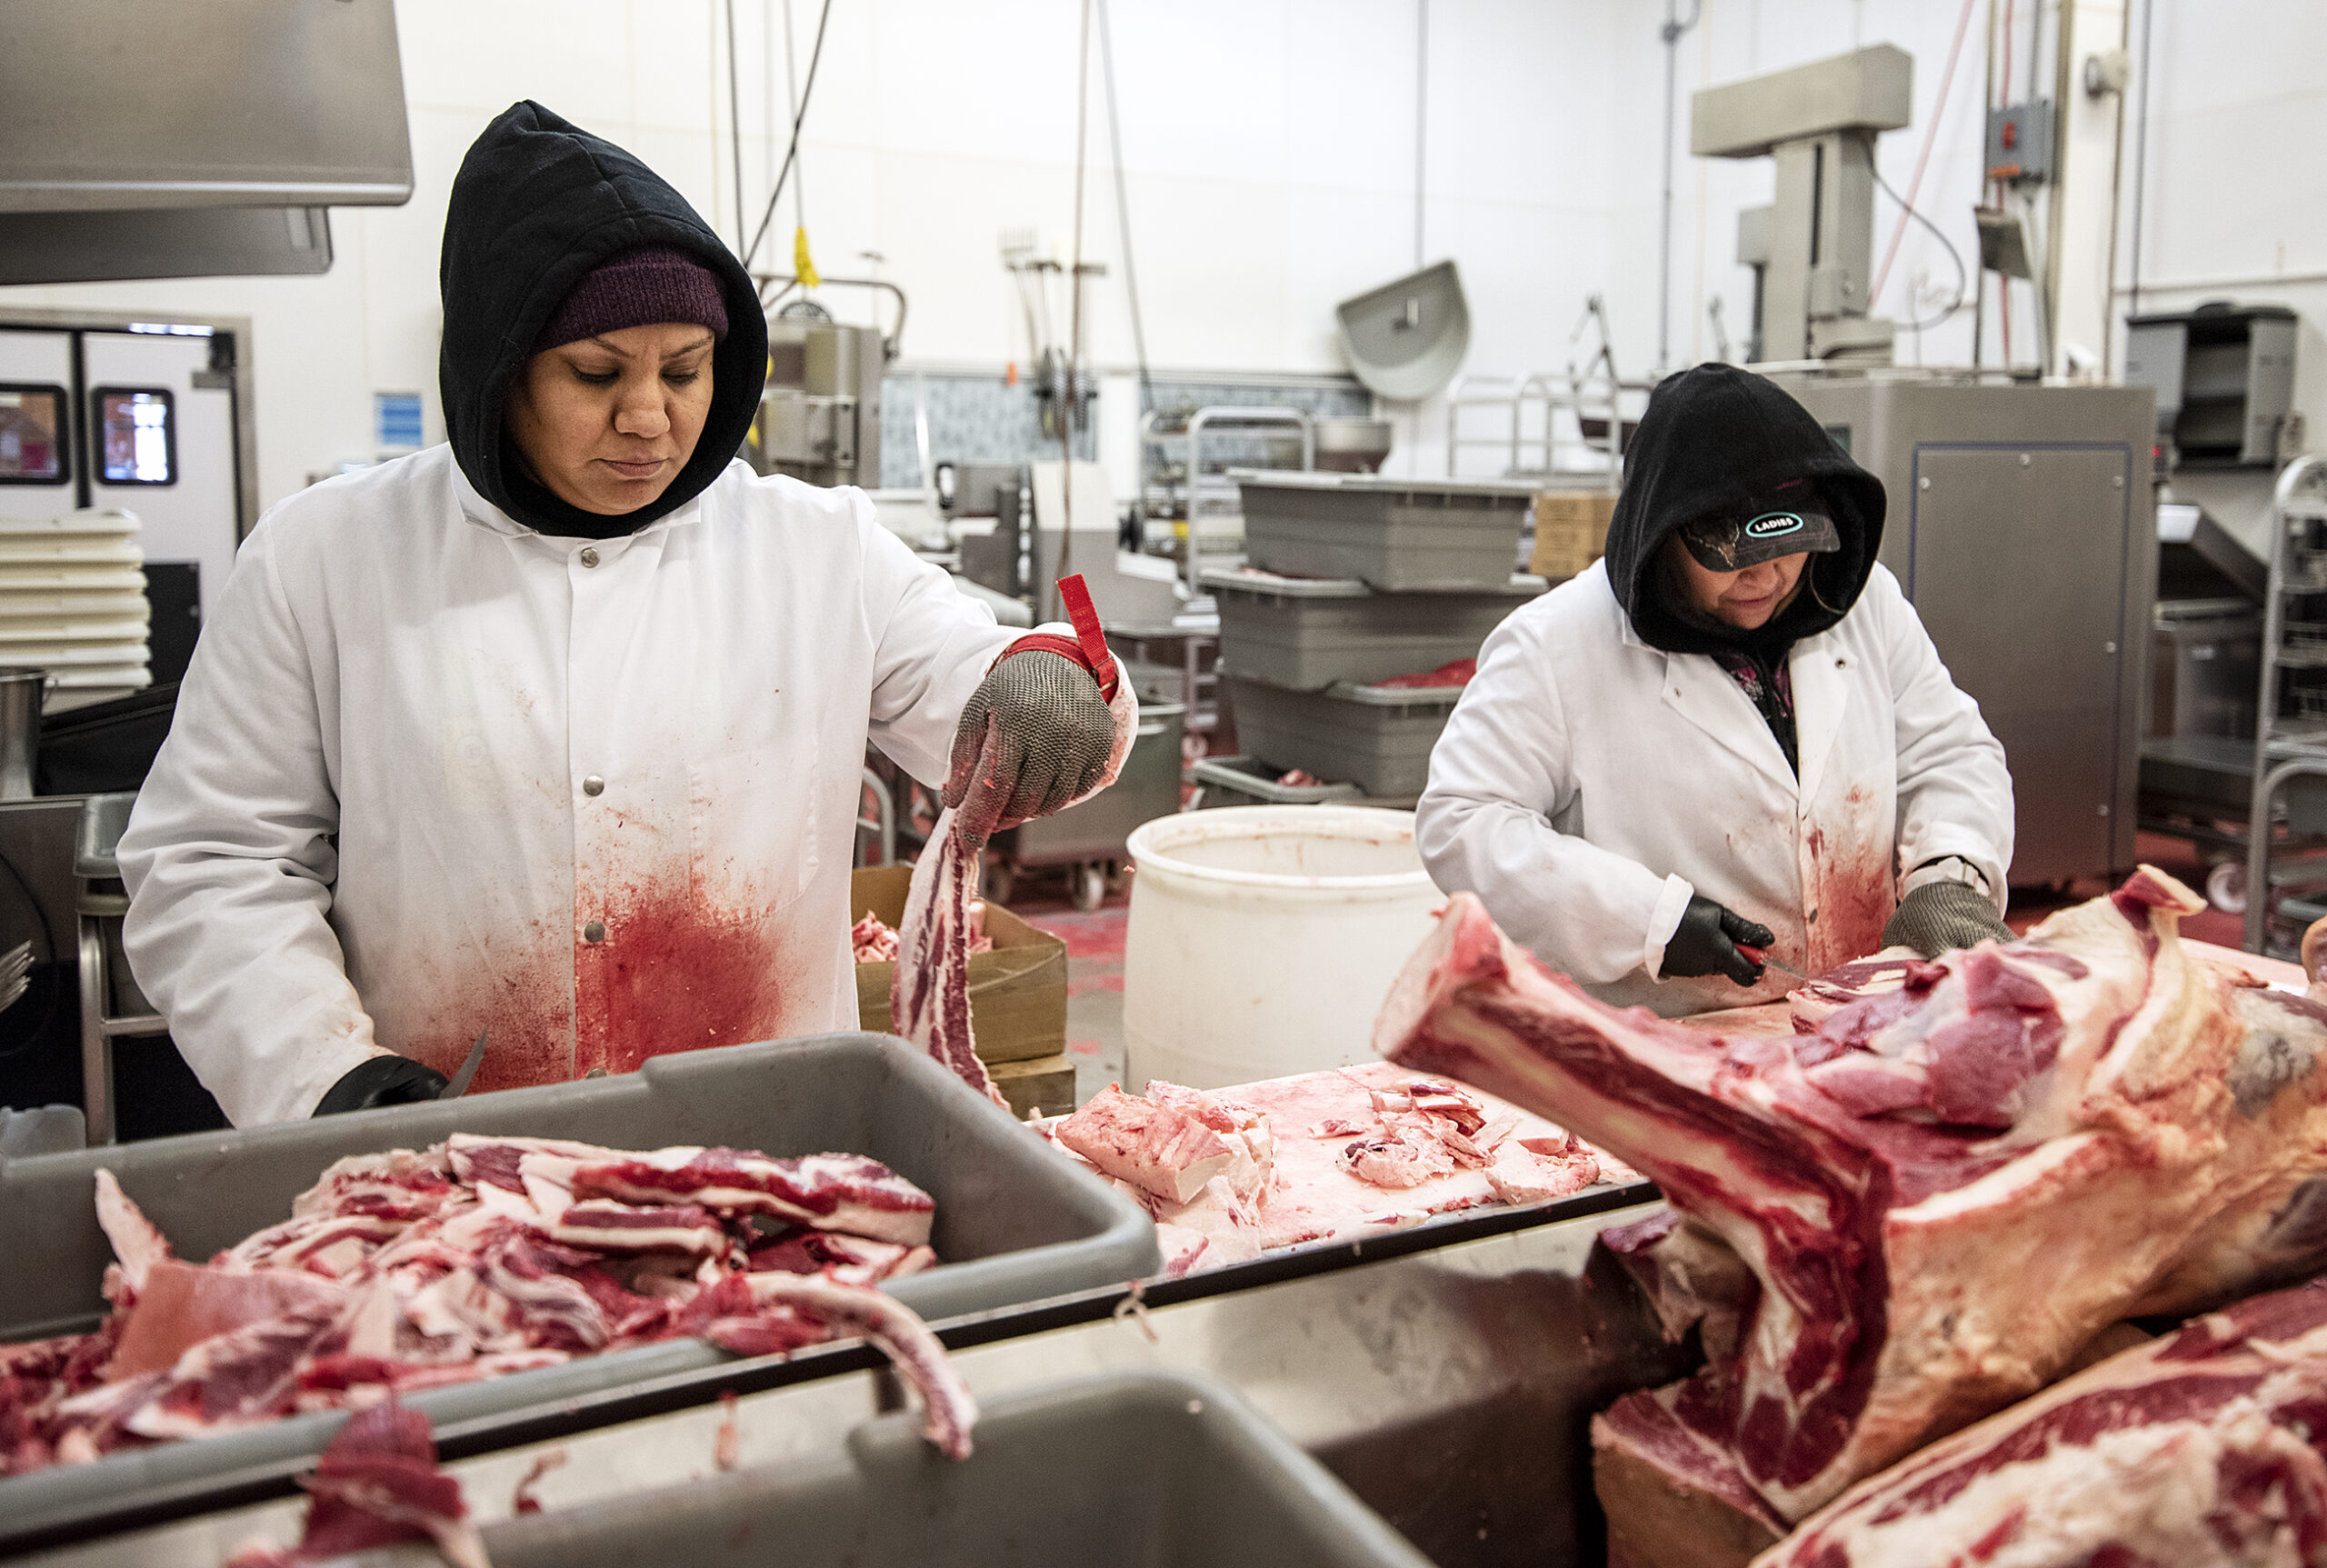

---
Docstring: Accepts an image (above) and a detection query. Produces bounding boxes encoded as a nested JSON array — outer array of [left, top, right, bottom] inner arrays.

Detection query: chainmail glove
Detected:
[[313, 1054, 448, 1116], [1882, 880, 2012, 959], [944, 649, 1116, 830], [1663, 895, 1775, 985]]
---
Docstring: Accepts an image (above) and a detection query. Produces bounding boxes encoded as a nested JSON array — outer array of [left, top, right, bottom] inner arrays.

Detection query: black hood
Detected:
[[439, 101, 769, 539], [1603, 364, 1886, 654]]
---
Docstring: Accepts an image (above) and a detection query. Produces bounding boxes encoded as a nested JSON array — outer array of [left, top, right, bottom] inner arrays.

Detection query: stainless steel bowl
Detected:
[[1312, 415, 1395, 474]]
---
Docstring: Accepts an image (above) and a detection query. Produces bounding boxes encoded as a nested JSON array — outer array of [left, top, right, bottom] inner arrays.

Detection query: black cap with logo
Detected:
[[1676, 505, 1843, 573]]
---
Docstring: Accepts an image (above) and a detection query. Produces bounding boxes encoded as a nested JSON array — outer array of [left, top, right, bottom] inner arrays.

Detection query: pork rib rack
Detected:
[[1376, 868, 2327, 1522]]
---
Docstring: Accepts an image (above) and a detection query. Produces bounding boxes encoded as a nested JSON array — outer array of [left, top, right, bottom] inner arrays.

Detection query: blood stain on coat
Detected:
[[573, 884, 805, 1075]]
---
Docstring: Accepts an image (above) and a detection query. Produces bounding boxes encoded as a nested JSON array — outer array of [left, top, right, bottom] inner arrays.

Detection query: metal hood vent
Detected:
[[0, 0, 411, 283]]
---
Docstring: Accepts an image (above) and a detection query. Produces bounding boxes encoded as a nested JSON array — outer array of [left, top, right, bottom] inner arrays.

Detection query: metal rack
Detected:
[[1443, 369, 1627, 483], [1137, 406, 1314, 601], [2242, 454, 2327, 954]]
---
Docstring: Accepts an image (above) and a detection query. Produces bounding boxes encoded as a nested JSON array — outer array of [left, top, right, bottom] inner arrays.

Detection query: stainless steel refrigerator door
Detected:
[[1904, 443, 2139, 885]]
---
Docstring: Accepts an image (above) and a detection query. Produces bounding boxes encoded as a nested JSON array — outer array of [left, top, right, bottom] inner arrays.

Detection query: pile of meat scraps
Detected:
[[1375, 866, 2327, 1536], [0, 1134, 976, 1477], [1039, 1063, 1626, 1277], [852, 909, 990, 966]]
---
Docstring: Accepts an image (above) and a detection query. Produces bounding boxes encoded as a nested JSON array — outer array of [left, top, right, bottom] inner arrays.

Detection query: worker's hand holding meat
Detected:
[[1882, 874, 2014, 957], [311, 1055, 449, 1116], [944, 648, 1117, 830], [1659, 895, 1773, 985]]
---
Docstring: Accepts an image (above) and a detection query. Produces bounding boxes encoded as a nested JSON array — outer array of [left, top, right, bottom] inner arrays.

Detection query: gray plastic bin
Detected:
[[0, 1033, 1155, 1547], [1203, 566, 1542, 691], [1235, 470, 1535, 591], [484, 1369, 1435, 1568], [1192, 754, 1366, 809], [1223, 672, 1463, 798]]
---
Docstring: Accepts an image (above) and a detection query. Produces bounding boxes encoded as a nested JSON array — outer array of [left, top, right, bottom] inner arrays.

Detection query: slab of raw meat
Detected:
[[893, 664, 1136, 1104], [1053, 1084, 1244, 1204], [106, 1260, 349, 1379], [1763, 1275, 2327, 1566], [224, 1400, 488, 1568], [718, 1272, 978, 1461], [1376, 870, 2327, 1521]]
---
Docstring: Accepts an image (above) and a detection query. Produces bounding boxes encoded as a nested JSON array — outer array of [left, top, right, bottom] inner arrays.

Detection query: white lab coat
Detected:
[[1416, 560, 2012, 1018], [118, 446, 1027, 1125]]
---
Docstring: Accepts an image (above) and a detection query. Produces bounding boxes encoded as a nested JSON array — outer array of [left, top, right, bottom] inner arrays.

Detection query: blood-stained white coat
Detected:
[[1416, 559, 2012, 1018], [118, 447, 1025, 1125]]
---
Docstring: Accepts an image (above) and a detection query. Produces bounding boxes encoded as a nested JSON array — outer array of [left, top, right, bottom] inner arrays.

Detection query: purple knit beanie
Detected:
[[534, 245, 731, 352]]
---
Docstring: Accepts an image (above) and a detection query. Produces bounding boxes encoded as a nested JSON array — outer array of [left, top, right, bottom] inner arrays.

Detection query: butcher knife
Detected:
[[439, 1027, 489, 1100], [1735, 944, 1806, 982]]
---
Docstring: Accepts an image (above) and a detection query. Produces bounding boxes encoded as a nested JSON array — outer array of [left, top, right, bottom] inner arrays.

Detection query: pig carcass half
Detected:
[[1375, 868, 2327, 1522]]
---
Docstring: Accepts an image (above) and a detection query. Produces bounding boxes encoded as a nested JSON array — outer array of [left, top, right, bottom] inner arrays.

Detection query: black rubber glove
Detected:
[[1883, 880, 2012, 959], [944, 650, 1116, 828], [1663, 895, 1775, 985], [313, 1055, 448, 1116]]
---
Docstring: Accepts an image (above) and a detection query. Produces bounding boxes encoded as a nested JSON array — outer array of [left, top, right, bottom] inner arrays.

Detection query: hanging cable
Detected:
[[742, 0, 834, 276], [1051, 0, 1095, 621], [1094, 0, 1152, 406], [724, 0, 747, 255], [1871, 0, 1977, 306], [1873, 167, 1968, 332]]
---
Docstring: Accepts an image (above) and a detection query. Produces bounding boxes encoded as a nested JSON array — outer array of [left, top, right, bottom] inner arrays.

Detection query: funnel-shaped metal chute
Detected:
[[1335, 260, 1472, 402]]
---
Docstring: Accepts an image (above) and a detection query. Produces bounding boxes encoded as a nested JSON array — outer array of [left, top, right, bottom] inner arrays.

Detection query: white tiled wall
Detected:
[[1, 0, 2319, 511]]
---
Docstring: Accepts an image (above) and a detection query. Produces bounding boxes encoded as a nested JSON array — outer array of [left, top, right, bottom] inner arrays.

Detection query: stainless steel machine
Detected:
[[1692, 45, 1911, 365], [1776, 373, 2155, 886], [747, 317, 886, 490], [1696, 47, 2158, 887]]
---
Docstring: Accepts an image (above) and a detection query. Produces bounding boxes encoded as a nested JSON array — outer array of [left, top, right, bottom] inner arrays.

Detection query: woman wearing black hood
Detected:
[[1416, 365, 2013, 1018], [114, 104, 1128, 1124]]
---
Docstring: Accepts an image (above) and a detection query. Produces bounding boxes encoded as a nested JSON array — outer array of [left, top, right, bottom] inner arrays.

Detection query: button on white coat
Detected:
[[578, 546, 600, 568], [581, 774, 604, 796]]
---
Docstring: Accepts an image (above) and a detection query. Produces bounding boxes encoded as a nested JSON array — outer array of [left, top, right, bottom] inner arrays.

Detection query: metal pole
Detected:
[[1414, 0, 1427, 269], [1657, 1, 1703, 375]]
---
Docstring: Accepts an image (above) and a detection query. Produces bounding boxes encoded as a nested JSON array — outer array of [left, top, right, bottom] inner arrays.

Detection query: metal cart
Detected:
[[2242, 454, 2327, 954]]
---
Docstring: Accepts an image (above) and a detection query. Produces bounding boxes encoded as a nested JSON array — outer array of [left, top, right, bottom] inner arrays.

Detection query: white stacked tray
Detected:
[[0, 511, 151, 704]]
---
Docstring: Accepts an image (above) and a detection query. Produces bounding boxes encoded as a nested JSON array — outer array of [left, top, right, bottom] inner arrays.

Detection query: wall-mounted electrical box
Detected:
[[1985, 101, 2055, 184], [2124, 303, 2299, 468]]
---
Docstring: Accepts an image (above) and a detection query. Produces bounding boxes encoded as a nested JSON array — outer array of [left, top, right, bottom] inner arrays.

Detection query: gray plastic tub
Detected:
[[1204, 566, 1542, 690], [482, 1369, 1435, 1568], [1223, 672, 1463, 797], [1235, 470, 1535, 591], [1193, 754, 1365, 809], [0, 1032, 1155, 1546]]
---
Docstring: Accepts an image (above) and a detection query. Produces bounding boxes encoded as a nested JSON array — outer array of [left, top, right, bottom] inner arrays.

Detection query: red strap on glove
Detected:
[[1000, 574, 1120, 702]]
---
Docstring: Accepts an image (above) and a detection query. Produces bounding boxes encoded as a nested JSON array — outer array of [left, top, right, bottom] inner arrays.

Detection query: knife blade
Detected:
[[1736, 944, 1806, 981], [439, 1027, 488, 1100]]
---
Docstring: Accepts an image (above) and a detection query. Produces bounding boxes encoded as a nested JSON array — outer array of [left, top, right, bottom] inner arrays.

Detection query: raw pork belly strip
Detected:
[[1766, 1275, 2327, 1567], [893, 663, 1137, 1104], [557, 1145, 934, 1248], [1377, 869, 2327, 1521]]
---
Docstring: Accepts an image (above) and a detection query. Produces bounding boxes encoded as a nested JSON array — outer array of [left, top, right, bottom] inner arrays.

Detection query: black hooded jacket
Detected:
[[1603, 364, 1886, 658], [438, 102, 770, 539]]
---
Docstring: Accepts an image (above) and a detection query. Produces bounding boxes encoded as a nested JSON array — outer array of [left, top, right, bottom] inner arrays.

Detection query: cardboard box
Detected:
[[851, 865, 1067, 1064], [1530, 491, 1618, 581], [990, 1053, 1078, 1120]]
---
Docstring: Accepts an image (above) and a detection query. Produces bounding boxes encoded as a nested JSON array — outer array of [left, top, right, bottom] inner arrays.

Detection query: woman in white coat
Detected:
[[1417, 364, 2014, 1019], [115, 103, 1124, 1124]]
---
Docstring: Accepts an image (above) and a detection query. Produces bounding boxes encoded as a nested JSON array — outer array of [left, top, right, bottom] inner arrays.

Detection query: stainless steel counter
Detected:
[[25, 1200, 1681, 1568]]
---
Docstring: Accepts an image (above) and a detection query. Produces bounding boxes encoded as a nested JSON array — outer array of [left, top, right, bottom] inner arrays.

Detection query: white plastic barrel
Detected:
[[1122, 805, 1442, 1092]]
